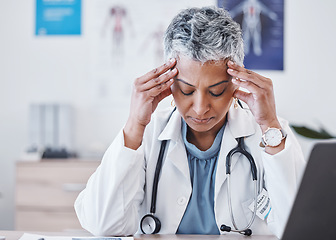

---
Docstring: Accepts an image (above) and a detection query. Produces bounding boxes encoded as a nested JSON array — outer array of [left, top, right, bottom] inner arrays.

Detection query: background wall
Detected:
[[1, 0, 335, 229]]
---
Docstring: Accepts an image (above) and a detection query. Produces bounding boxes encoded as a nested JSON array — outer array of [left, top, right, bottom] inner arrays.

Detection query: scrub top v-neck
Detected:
[[176, 118, 225, 234]]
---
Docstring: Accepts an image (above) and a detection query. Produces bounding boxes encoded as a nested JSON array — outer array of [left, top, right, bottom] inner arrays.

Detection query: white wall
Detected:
[[0, 0, 336, 229], [269, 0, 336, 156]]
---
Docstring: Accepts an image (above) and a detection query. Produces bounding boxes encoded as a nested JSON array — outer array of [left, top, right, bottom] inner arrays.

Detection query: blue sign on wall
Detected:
[[218, 0, 284, 70], [36, 0, 81, 35]]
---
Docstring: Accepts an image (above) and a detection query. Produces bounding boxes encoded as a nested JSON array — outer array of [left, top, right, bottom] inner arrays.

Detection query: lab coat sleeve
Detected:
[[74, 129, 146, 236], [260, 119, 306, 238]]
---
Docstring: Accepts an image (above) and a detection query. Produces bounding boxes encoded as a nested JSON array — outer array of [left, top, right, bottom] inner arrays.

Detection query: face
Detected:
[[171, 56, 238, 136]]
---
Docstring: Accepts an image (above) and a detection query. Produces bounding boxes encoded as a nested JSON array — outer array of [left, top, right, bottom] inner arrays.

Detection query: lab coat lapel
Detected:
[[158, 110, 190, 182], [165, 139, 190, 182], [215, 126, 238, 198], [215, 105, 256, 199]]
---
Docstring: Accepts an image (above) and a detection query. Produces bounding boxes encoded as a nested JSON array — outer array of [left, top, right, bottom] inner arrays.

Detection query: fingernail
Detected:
[[228, 68, 234, 72], [172, 68, 177, 73], [228, 60, 235, 65], [170, 58, 176, 63], [232, 77, 239, 83]]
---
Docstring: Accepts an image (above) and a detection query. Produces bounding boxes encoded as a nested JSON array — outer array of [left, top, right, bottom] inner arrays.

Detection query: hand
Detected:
[[227, 61, 281, 133], [123, 58, 178, 149]]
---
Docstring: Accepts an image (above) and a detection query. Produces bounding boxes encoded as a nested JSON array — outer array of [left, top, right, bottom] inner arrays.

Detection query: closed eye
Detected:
[[210, 89, 226, 97], [181, 90, 194, 96]]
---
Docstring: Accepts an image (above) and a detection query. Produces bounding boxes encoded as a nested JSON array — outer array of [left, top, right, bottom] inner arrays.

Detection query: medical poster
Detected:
[[88, 0, 215, 105], [35, 0, 81, 35], [218, 0, 284, 70]]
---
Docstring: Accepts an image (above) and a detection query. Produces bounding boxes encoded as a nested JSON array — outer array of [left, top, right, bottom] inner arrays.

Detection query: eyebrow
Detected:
[[175, 79, 229, 88]]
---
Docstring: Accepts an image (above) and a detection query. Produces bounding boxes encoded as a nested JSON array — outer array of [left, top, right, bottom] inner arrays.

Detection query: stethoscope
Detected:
[[140, 108, 258, 236]]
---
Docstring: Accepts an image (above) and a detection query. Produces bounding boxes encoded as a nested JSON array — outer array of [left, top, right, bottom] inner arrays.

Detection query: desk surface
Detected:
[[0, 231, 278, 240]]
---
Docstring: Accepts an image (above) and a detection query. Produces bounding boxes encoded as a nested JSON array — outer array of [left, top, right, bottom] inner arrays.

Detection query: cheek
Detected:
[[171, 90, 191, 112], [173, 93, 187, 108], [214, 90, 236, 110], [221, 84, 238, 100]]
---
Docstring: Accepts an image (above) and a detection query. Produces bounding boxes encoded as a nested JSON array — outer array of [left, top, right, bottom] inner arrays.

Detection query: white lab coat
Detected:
[[74, 104, 305, 238]]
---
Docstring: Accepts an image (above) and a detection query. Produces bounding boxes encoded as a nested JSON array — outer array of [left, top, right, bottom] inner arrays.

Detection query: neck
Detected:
[[186, 130, 216, 151], [186, 118, 226, 151]]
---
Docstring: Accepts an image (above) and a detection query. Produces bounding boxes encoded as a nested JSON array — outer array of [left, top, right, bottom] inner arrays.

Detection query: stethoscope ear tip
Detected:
[[220, 224, 231, 232]]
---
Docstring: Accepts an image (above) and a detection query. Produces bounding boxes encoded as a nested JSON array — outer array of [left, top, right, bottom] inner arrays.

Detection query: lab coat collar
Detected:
[[214, 104, 257, 203], [158, 108, 182, 142], [158, 103, 256, 141], [226, 103, 256, 138], [158, 108, 189, 183]]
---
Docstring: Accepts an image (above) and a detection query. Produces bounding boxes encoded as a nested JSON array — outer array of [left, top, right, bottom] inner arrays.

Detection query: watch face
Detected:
[[264, 128, 282, 147]]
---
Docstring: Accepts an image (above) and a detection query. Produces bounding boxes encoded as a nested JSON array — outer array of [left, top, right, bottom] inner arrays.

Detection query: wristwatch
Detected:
[[260, 127, 287, 147]]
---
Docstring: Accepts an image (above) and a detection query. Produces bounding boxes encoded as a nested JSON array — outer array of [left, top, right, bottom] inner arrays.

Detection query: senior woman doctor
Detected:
[[75, 6, 305, 238]]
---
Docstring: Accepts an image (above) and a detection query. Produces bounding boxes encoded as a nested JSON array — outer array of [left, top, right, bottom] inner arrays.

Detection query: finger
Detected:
[[233, 89, 253, 104], [139, 67, 178, 92], [136, 58, 176, 85], [232, 77, 261, 95], [154, 87, 173, 104], [227, 61, 270, 88], [146, 78, 175, 98], [228, 68, 266, 88], [228, 60, 264, 79], [229, 69, 269, 89]]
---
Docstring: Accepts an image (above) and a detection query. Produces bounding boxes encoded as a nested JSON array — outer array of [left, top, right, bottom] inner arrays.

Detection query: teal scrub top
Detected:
[[176, 119, 225, 234]]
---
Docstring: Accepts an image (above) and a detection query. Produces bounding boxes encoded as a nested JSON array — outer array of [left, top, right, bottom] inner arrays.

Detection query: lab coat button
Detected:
[[177, 196, 187, 205]]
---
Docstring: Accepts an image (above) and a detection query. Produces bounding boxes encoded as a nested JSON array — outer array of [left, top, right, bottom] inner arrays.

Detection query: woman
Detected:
[[75, 6, 305, 238]]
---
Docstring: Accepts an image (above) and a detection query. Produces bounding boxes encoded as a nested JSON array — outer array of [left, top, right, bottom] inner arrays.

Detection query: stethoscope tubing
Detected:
[[150, 140, 167, 214], [227, 175, 258, 233]]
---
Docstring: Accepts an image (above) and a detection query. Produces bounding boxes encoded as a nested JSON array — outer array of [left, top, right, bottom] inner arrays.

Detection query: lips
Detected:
[[189, 117, 213, 124]]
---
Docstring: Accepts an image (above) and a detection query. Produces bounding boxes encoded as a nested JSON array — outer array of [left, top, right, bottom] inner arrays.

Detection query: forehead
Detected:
[[175, 56, 230, 85]]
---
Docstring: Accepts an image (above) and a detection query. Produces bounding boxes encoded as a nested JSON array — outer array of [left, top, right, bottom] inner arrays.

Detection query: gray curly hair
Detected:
[[164, 6, 244, 66]]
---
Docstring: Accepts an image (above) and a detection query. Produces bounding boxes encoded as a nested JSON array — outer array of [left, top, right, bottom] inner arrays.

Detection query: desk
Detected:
[[0, 231, 278, 240]]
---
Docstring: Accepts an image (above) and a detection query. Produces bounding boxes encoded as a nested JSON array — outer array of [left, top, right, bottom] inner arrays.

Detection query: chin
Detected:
[[186, 120, 216, 133]]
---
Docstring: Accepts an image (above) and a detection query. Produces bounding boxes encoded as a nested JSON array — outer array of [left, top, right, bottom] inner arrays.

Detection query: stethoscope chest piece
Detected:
[[140, 213, 161, 234]]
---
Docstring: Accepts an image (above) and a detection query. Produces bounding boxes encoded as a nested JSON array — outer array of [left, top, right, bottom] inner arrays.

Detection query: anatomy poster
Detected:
[[88, 0, 214, 105], [218, 0, 284, 70]]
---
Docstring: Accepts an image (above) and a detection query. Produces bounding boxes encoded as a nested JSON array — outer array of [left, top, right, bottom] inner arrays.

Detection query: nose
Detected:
[[192, 92, 210, 116]]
